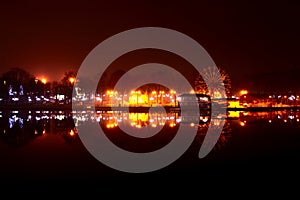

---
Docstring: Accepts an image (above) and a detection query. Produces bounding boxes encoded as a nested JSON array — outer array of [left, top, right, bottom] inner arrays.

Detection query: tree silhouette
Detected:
[[0, 67, 37, 98], [1, 67, 34, 85], [61, 71, 77, 86]]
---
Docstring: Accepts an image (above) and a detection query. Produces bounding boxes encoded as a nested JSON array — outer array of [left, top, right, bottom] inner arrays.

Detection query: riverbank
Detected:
[[0, 104, 299, 112]]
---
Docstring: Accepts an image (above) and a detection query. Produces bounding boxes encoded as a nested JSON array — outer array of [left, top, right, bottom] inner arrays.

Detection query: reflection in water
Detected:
[[228, 110, 300, 126], [0, 110, 78, 146], [1, 109, 299, 151]]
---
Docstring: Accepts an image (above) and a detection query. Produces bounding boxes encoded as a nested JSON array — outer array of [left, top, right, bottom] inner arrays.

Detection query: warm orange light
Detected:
[[227, 111, 241, 118], [240, 121, 246, 126], [129, 113, 149, 122], [106, 123, 117, 129], [169, 122, 176, 127], [151, 124, 157, 128], [240, 90, 248, 96], [129, 93, 148, 106], [41, 78, 47, 84], [136, 124, 142, 128], [69, 77, 76, 84], [69, 129, 75, 136], [227, 101, 244, 109]]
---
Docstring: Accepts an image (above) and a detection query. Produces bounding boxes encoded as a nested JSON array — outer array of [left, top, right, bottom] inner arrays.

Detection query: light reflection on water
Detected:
[[1, 109, 300, 185], [0, 109, 299, 150]]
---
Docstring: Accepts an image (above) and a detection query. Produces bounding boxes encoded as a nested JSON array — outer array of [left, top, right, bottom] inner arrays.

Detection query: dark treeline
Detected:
[[0, 68, 76, 105]]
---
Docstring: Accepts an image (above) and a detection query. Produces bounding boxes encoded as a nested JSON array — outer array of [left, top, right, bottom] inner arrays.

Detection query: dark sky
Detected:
[[0, 0, 299, 93]]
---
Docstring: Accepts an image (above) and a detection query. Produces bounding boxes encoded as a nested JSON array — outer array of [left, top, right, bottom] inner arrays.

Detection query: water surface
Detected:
[[0, 109, 299, 189]]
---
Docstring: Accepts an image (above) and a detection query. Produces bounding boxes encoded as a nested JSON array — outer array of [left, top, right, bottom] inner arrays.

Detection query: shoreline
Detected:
[[0, 104, 299, 112]]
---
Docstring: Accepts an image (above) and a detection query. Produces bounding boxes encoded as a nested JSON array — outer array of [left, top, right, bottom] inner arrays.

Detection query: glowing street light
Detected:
[[39, 78, 48, 98], [170, 90, 177, 106], [151, 91, 157, 104], [240, 121, 246, 126], [69, 129, 75, 136], [159, 90, 165, 104], [69, 77, 76, 84], [239, 89, 248, 96], [41, 78, 47, 85]]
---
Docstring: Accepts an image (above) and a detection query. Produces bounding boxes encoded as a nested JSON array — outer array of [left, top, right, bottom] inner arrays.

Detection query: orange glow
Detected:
[[106, 123, 117, 129], [135, 124, 142, 128], [129, 113, 149, 122], [128, 113, 149, 128], [69, 77, 76, 84], [107, 90, 112, 95], [240, 121, 246, 126], [129, 93, 148, 106], [169, 122, 176, 127], [212, 91, 223, 99], [228, 101, 244, 108], [239, 90, 248, 96], [151, 124, 157, 128], [41, 78, 47, 84], [69, 129, 75, 136], [106, 90, 117, 96], [228, 111, 241, 118]]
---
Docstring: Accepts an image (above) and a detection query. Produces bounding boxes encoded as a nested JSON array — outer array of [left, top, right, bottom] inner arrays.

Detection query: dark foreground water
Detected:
[[0, 109, 299, 193]]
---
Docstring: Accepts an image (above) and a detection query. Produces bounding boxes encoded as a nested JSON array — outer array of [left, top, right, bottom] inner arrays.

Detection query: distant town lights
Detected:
[[239, 89, 248, 96]]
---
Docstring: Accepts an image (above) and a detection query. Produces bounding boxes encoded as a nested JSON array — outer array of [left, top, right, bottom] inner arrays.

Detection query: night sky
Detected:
[[0, 1, 299, 93]]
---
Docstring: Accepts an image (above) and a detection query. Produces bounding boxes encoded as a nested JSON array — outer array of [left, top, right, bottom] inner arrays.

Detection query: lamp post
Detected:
[[41, 78, 47, 99], [68, 77, 76, 104], [151, 91, 157, 105], [159, 91, 165, 105], [170, 90, 176, 107]]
